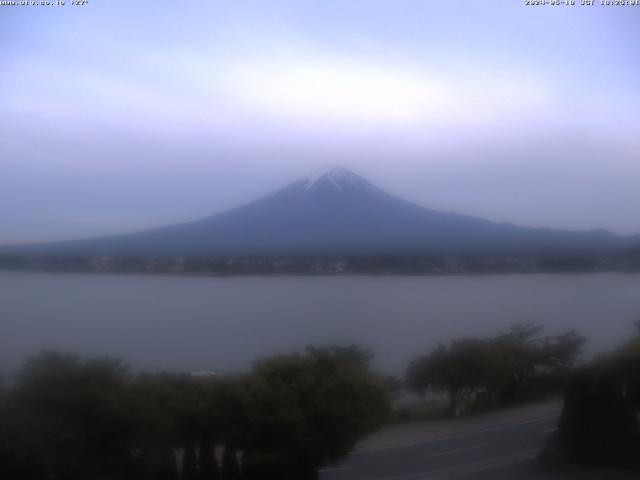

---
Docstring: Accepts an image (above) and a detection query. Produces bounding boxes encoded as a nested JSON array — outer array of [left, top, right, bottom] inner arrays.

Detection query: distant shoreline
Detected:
[[5, 270, 640, 278], [1, 254, 638, 278]]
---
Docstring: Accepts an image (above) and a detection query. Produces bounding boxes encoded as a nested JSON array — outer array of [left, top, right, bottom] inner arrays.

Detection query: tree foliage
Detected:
[[407, 323, 585, 414], [240, 345, 389, 478], [553, 324, 640, 469], [0, 345, 389, 480]]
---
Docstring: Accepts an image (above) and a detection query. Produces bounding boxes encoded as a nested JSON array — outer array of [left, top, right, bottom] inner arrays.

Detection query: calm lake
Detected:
[[1, 271, 640, 376]]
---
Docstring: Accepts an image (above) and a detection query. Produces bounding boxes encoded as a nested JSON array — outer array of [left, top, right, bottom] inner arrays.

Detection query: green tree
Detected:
[[127, 374, 181, 480], [240, 345, 389, 479], [13, 352, 135, 480], [493, 323, 585, 402], [554, 327, 640, 469], [407, 338, 497, 415], [2, 346, 390, 480], [407, 324, 586, 414]]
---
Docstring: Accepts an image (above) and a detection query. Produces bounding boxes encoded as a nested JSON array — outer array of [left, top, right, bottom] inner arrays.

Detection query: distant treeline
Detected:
[[2, 323, 640, 478], [0, 323, 584, 480], [1, 250, 639, 275], [0, 346, 389, 480], [405, 323, 585, 417]]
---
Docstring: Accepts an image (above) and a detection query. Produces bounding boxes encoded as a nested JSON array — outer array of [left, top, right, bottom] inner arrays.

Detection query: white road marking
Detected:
[[381, 448, 539, 480], [450, 449, 539, 478], [542, 427, 556, 434], [424, 443, 485, 459], [354, 413, 558, 455]]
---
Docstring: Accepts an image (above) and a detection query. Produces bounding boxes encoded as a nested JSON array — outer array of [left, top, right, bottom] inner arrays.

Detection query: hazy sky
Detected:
[[2, 1, 639, 244]]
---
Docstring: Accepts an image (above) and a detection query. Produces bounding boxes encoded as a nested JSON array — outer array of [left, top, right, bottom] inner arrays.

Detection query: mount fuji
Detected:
[[6, 166, 637, 257]]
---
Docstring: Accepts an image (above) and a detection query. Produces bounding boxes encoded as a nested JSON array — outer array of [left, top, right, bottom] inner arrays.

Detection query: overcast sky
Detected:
[[1, 0, 639, 244]]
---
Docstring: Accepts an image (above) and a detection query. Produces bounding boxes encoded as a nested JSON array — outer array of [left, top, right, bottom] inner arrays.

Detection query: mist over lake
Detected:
[[2, 271, 639, 376]]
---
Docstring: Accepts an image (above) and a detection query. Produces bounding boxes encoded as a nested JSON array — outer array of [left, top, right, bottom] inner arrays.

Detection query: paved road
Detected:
[[320, 402, 564, 480]]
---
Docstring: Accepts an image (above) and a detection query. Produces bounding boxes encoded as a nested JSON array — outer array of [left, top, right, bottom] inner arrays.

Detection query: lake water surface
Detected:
[[1, 272, 640, 375]]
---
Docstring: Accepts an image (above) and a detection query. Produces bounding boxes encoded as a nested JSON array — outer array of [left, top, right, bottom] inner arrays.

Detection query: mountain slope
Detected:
[[5, 167, 638, 257]]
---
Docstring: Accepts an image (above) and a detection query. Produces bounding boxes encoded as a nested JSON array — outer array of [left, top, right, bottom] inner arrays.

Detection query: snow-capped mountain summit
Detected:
[[303, 166, 371, 192], [278, 166, 383, 199], [6, 167, 636, 257]]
